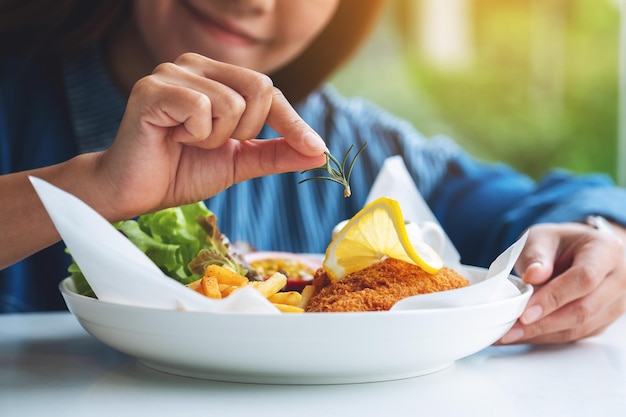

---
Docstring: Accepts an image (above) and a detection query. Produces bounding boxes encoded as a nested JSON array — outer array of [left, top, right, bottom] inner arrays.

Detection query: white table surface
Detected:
[[1, 311, 625, 417]]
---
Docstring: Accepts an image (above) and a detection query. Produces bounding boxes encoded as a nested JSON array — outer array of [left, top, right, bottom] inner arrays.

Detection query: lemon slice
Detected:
[[323, 197, 443, 281]]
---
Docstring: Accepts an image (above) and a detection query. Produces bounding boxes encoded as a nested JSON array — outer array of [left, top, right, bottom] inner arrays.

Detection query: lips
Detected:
[[180, 0, 264, 47]]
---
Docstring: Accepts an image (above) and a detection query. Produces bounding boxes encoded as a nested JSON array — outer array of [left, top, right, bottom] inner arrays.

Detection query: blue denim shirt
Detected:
[[2, 49, 626, 312]]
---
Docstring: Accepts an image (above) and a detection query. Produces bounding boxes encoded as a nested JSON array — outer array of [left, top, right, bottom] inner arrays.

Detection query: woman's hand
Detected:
[[499, 222, 626, 344], [3, 52, 326, 269], [94, 52, 327, 220]]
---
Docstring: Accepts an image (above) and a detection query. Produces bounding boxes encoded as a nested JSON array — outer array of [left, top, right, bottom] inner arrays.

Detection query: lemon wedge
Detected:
[[323, 197, 443, 281]]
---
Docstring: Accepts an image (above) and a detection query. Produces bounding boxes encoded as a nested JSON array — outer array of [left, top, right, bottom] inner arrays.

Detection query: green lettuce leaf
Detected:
[[67, 201, 252, 297]]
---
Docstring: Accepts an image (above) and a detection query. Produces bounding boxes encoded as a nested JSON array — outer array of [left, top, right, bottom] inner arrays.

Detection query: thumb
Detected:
[[520, 261, 553, 286], [515, 233, 556, 286]]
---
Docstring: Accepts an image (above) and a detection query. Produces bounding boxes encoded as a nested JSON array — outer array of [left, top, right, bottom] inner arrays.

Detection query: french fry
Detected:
[[254, 273, 287, 298], [201, 275, 222, 299], [186, 278, 204, 295], [219, 284, 240, 297], [297, 285, 316, 309], [202, 264, 248, 287], [189, 265, 309, 314], [247, 281, 262, 289], [272, 303, 304, 313], [268, 291, 302, 306]]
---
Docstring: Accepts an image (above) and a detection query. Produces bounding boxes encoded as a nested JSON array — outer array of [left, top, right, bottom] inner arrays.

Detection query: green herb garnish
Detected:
[[299, 143, 367, 197]]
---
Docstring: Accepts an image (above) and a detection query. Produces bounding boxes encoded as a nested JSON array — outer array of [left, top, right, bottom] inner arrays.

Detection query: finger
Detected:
[[181, 56, 327, 155], [521, 261, 554, 286], [523, 280, 610, 337], [172, 53, 274, 140], [229, 138, 327, 183], [520, 264, 603, 326], [265, 87, 327, 156], [515, 227, 558, 285], [151, 62, 249, 148], [128, 75, 214, 143], [501, 274, 626, 344], [513, 228, 558, 325], [510, 298, 623, 344]]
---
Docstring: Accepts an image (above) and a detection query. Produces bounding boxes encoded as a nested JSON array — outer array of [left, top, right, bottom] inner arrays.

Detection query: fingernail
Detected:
[[500, 327, 524, 344], [303, 131, 326, 153], [522, 261, 542, 281], [521, 305, 542, 324]]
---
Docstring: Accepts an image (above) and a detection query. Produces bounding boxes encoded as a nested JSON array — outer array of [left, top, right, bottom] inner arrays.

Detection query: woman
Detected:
[[1, 0, 625, 345]]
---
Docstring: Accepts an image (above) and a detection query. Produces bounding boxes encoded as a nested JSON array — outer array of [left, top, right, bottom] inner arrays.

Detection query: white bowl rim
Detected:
[[59, 265, 533, 317]]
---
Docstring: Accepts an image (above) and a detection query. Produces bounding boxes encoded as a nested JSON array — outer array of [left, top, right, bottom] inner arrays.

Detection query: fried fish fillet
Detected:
[[305, 257, 469, 312]]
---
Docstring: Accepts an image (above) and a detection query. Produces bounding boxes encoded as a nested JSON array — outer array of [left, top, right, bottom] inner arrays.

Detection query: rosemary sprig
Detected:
[[298, 142, 367, 197]]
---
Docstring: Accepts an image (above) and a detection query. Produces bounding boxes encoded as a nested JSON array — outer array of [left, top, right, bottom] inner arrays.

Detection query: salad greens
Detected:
[[69, 201, 255, 297]]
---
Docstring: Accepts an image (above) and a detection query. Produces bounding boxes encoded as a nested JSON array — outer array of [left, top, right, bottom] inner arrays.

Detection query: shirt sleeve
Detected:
[[425, 144, 624, 266]]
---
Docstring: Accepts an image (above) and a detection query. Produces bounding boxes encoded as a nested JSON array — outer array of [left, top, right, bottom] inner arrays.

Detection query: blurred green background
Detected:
[[330, 0, 622, 181]]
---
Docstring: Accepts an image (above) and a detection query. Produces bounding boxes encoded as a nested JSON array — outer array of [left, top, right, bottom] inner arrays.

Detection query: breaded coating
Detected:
[[305, 257, 469, 312]]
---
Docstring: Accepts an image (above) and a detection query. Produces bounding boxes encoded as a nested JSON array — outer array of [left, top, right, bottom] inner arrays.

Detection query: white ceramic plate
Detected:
[[60, 265, 532, 385]]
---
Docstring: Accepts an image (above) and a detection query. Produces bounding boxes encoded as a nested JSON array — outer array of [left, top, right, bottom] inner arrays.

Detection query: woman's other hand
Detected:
[[499, 222, 626, 344]]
